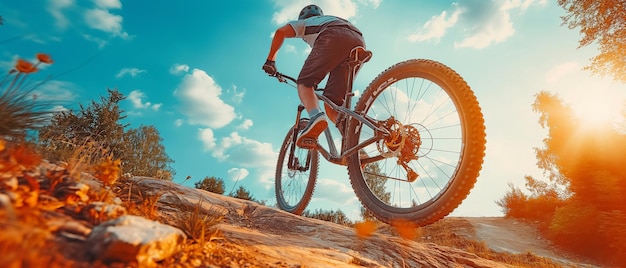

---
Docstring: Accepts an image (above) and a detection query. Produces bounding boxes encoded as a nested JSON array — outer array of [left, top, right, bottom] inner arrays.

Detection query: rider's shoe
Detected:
[[298, 118, 310, 131], [296, 112, 328, 149]]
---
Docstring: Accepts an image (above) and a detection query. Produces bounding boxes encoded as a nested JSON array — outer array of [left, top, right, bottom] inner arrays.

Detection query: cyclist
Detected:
[[262, 4, 366, 148]]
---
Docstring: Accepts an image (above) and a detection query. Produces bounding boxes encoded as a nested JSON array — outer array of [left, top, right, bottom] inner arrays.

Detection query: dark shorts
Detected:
[[297, 27, 365, 106]]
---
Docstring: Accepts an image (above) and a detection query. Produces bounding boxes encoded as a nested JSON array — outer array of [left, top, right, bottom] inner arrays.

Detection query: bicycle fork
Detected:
[[288, 105, 311, 171]]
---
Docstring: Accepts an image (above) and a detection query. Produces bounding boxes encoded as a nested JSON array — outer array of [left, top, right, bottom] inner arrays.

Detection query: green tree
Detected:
[[39, 89, 175, 179], [120, 125, 174, 180], [195, 176, 225, 195], [303, 209, 352, 226], [496, 177, 565, 223], [229, 185, 255, 201], [558, 0, 626, 82], [39, 89, 126, 159], [360, 163, 390, 221], [499, 91, 626, 264]]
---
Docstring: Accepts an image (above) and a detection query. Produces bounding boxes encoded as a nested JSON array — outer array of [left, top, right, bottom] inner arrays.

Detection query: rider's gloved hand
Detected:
[[262, 60, 277, 76]]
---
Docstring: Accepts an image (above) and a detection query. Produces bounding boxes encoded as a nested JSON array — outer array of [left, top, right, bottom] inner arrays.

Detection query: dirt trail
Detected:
[[460, 217, 600, 268]]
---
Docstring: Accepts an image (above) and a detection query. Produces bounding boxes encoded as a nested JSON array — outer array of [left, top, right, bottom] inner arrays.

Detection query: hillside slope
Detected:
[[0, 168, 599, 267]]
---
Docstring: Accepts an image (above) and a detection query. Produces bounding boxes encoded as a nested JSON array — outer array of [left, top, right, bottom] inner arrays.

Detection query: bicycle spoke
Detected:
[[347, 59, 485, 226], [358, 75, 463, 209], [275, 126, 318, 215]]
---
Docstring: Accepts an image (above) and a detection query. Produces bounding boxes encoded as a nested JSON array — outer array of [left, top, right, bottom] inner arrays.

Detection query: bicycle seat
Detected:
[[347, 46, 372, 66]]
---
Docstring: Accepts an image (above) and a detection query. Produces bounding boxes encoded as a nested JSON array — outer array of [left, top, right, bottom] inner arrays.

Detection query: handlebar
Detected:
[[270, 72, 297, 84]]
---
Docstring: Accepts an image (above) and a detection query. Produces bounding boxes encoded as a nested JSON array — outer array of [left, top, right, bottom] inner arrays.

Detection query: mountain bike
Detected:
[[269, 46, 486, 226]]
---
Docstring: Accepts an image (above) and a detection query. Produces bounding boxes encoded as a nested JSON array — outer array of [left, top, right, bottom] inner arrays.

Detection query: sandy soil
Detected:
[[458, 217, 602, 268]]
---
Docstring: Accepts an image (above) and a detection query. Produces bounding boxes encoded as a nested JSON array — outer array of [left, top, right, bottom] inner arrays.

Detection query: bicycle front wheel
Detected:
[[275, 122, 319, 215], [347, 59, 486, 226]]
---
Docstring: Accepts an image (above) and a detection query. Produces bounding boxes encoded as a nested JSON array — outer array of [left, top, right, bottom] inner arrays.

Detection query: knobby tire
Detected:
[[346, 59, 486, 226], [275, 123, 319, 215]]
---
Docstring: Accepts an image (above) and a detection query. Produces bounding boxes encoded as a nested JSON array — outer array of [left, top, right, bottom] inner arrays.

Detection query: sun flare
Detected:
[[565, 90, 623, 127]]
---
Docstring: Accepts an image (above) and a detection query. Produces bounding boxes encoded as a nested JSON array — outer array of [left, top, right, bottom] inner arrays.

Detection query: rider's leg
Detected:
[[297, 84, 322, 116], [296, 83, 328, 148], [324, 103, 338, 123]]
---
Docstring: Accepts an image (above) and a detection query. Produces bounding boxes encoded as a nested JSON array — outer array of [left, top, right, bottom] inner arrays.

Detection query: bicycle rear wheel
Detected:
[[275, 121, 319, 215], [347, 59, 486, 226]]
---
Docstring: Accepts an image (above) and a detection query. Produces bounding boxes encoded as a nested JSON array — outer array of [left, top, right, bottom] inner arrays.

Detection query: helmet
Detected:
[[298, 5, 323, 20]]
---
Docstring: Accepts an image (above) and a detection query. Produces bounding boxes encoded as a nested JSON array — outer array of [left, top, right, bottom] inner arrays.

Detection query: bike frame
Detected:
[[274, 47, 388, 167]]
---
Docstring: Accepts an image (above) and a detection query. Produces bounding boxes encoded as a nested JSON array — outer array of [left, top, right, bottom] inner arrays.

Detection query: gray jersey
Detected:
[[288, 15, 360, 47]]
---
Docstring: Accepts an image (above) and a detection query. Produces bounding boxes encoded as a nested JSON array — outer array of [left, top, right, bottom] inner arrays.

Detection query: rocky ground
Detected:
[[0, 157, 605, 267]]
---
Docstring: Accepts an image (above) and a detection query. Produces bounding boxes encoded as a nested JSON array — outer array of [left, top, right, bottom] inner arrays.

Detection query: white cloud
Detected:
[[237, 119, 254, 130], [174, 68, 236, 129], [32, 80, 77, 102], [454, 1, 515, 49], [284, 44, 297, 54], [48, 0, 75, 29], [116, 67, 146, 78], [174, 119, 184, 127], [271, 0, 357, 25], [48, 0, 131, 39], [199, 128, 217, 150], [359, 0, 382, 9], [509, 0, 548, 11], [128, 90, 162, 111], [94, 0, 121, 9], [227, 168, 250, 181], [229, 85, 245, 104], [312, 178, 358, 205], [82, 33, 107, 48], [257, 168, 277, 190], [170, 64, 190, 75], [202, 131, 278, 169], [409, 0, 546, 49], [408, 5, 462, 43], [545, 61, 579, 85], [51, 105, 69, 113], [84, 8, 129, 38]]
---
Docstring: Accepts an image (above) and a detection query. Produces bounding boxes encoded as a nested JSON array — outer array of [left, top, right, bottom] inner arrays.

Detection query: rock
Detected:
[[87, 215, 186, 267], [53, 180, 90, 204], [131, 177, 512, 268], [80, 201, 127, 223]]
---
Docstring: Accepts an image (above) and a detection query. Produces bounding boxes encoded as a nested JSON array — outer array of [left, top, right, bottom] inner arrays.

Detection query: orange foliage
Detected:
[[0, 139, 42, 174], [92, 157, 121, 186], [354, 220, 377, 239], [391, 219, 420, 240]]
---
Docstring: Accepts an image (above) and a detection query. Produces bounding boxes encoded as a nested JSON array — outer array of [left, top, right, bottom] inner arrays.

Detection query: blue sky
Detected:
[[2, 0, 624, 221]]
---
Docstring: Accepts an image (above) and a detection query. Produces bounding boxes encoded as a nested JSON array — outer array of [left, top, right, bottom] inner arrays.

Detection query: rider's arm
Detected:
[[267, 24, 296, 61]]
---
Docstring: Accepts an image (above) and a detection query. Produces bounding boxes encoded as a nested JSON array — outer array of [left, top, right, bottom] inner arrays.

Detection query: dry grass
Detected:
[[0, 138, 229, 267], [172, 198, 224, 243], [0, 136, 585, 267], [0, 54, 231, 267], [0, 65, 53, 139], [417, 218, 565, 268]]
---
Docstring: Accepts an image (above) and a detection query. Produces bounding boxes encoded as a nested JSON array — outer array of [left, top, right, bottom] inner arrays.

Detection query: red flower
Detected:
[[36, 53, 53, 64], [15, 59, 38, 73]]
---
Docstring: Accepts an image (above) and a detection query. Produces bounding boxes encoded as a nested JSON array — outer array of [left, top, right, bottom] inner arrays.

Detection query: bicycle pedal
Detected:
[[297, 137, 317, 149]]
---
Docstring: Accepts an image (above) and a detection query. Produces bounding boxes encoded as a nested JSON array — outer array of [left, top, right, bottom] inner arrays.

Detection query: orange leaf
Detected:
[[391, 219, 419, 240], [9, 144, 41, 168], [354, 220, 377, 239]]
